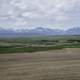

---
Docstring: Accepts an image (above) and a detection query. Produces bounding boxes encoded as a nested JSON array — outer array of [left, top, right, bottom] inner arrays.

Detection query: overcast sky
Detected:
[[0, 0, 80, 30]]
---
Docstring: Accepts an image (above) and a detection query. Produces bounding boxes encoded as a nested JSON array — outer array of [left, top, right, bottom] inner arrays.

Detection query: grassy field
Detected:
[[0, 35, 80, 53], [0, 48, 80, 80]]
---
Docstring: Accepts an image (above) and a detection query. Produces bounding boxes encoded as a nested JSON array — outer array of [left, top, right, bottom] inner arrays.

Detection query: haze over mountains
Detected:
[[0, 27, 80, 37]]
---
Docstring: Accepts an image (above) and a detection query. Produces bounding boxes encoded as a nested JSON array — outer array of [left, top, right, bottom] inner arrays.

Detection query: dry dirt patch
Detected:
[[0, 48, 80, 80]]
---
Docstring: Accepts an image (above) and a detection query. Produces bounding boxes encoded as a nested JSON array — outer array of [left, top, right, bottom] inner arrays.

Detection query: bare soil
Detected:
[[0, 48, 80, 80]]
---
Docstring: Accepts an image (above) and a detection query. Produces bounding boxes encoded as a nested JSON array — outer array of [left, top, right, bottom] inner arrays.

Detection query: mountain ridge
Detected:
[[0, 27, 80, 37]]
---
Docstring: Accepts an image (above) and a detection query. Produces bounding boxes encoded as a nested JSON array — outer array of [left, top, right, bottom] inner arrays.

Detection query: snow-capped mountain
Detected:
[[65, 27, 80, 35], [0, 27, 80, 37]]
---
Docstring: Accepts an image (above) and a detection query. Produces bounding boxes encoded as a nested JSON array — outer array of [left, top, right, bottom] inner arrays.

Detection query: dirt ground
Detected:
[[0, 48, 80, 80]]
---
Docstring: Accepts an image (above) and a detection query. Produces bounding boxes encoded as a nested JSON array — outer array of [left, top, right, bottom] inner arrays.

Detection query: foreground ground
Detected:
[[0, 48, 80, 80]]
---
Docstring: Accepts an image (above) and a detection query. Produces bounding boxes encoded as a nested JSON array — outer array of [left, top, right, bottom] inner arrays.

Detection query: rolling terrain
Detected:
[[0, 35, 80, 80], [0, 35, 80, 53]]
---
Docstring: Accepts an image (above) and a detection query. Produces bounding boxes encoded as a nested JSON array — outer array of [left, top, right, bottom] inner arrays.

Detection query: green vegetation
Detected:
[[0, 35, 80, 53]]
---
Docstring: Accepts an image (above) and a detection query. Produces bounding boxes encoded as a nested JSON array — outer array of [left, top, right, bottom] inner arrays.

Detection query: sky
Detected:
[[0, 0, 80, 30]]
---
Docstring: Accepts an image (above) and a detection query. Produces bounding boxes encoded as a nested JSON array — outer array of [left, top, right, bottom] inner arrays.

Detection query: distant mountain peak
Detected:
[[0, 27, 80, 37]]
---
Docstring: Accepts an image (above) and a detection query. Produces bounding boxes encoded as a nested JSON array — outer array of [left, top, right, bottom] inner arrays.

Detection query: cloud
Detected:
[[0, 0, 80, 29]]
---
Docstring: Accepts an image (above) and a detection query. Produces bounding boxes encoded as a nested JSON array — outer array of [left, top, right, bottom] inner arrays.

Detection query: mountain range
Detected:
[[0, 27, 80, 37]]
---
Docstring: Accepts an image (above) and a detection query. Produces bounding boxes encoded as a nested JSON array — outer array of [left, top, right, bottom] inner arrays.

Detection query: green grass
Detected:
[[0, 46, 63, 53], [0, 43, 80, 53], [0, 35, 80, 53]]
